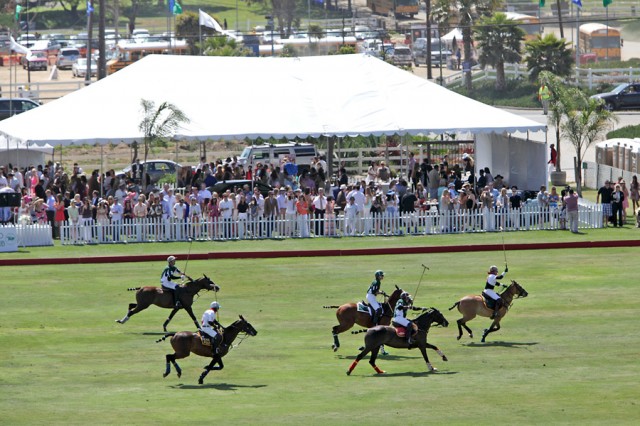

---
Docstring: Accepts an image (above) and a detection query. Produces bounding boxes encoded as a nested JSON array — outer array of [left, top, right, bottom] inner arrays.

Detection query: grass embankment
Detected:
[[1, 245, 638, 424]]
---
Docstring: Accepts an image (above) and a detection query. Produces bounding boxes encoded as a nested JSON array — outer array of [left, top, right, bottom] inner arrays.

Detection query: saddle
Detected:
[[197, 330, 212, 346], [481, 293, 497, 310], [392, 322, 417, 338], [356, 301, 374, 316]]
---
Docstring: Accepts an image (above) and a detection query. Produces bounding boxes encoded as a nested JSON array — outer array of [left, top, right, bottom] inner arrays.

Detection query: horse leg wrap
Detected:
[[373, 365, 385, 374], [347, 360, 358, 375]]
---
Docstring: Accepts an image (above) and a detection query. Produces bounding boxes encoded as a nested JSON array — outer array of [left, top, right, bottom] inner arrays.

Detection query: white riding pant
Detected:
[[483, 289, 499, 300], [393, 316, 410, 327], [366, 293, 380, 311], [161, 279, 179, 290], [201, 326, 218, 339]]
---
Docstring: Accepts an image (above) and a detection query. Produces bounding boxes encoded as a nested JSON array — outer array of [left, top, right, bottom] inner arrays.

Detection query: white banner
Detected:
[[0, 226, 18, 252]]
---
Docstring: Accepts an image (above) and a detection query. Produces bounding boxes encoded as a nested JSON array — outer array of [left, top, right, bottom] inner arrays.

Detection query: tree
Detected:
[[434, 0, 499, 90], [176, 11, 207, 55], [538, 71, 578, 175], [561, 93, 617, 196], [138, 100, 190, 165], [524, 34, 574, 82], [271, 0, 297, 37], [202, 36, 252, 56], [474, 13, 524, 92], [123, 0, 153, 36]]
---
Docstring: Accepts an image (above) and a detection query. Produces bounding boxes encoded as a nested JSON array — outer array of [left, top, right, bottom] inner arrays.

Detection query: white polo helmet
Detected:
[[167, 255, 176, 263], [210, 301, 220, 309]]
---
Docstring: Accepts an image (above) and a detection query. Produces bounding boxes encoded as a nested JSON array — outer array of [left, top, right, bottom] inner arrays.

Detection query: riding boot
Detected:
[[173, 287, 182, 309], [372, 310, 379, 326], [491, 299, 502, 319], [406, 322, 414, 345]]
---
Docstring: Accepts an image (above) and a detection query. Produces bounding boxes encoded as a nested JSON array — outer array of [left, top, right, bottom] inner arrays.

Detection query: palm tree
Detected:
[[525, 34, 574, 82], [474, 13, 525, 91], [138, 99, 190, 164], [434, 0, 499, 90], [538, 71, 573, 178], [561, 93, 617, 196]]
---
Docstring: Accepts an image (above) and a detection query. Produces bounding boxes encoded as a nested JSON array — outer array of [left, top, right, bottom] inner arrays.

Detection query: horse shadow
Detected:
[[172, 383, 267, 391], [463, 341, 538, 348], [372, 370, 459, 377], [336, 353, 416, 361]]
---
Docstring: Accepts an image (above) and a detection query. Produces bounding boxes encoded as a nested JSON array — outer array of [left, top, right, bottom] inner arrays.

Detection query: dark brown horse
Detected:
[[115, 275, 220, 331], [346, 307, 449, 375], [157, 315, 257, 384], [449, 280, 528, 342], [324, 286, 403, 351]]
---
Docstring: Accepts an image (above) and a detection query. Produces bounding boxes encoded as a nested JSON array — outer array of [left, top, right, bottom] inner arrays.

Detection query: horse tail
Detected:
[[448, 301, 460, 311], [323, 305, 340, 309], [351, 329, 367, 335], [127, 287, 141, 291], [156, 333, 176, 343]]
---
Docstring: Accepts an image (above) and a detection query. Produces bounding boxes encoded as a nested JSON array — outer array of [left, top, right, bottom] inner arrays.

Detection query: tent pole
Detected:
[[100, 145, 104, 199]]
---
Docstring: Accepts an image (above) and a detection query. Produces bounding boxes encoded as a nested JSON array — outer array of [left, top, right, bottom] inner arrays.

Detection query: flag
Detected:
[[173, 0, 183, 15], [10, 35, 30, 55], [15, 5, 22, 21], [86, 1, 94, 16], [603, 0, 612, 6], [199, 9, 224, 32], [539, 0, 545, 6], [572, 0, 582, 7]]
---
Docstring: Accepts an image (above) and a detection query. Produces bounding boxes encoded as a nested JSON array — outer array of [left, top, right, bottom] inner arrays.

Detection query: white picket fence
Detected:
[[58, 201, 602, 245], [0, 223, 54, 247]]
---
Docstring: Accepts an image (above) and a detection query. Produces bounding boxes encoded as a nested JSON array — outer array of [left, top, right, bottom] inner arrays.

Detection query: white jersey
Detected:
[[201, 308, 218, 338]]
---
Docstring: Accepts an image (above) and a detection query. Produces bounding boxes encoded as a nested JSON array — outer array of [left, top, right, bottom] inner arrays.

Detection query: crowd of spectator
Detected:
[[0, 151, 611, 243]]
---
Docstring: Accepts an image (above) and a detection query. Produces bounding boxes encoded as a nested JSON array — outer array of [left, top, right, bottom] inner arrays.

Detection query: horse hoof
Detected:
[[346, 370, 351, 376], [443, 356, 449, 362], [198, 378, 204, 385], [381, 350, 388, 356], [358, 346, 365, 351], [163, 372, 169, 378], [456, 335, 461, 341], [115, 320, 122, 324], [332, 345, 338, 352]]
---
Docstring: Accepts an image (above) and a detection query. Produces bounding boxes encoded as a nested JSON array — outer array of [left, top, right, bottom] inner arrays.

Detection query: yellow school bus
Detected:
[[504, 12, 541, 42], [579, 23, 621, 61], [106, 39, 189, 74], [366, 0, 420, 18]]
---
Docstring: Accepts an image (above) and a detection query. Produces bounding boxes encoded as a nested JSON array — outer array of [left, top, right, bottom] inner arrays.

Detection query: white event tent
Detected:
[[0, 54, 547, 188]]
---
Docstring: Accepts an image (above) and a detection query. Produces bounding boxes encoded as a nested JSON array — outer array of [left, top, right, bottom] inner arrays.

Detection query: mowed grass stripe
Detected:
[[1, 247, 639, 424]]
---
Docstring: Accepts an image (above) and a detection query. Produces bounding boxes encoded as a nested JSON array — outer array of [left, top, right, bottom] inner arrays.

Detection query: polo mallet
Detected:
[[183, 236, 194, 279], [500, 228, 508, 270], [413, 264, 429, 301]]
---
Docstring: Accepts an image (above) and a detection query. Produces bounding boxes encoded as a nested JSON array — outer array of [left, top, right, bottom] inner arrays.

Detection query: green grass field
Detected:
[[1, 236, 639, 425]]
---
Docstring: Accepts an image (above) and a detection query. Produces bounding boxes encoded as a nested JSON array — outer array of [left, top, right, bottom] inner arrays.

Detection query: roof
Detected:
[[0, 54, 545, 146]]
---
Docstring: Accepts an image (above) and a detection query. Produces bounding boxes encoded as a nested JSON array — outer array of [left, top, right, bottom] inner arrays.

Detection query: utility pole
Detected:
[[425, 0, 432, 80]]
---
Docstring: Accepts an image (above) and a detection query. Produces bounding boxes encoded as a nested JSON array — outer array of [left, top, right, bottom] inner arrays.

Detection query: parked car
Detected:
[[116, 160, 181, 185], [391, 45, 412, 66], [237, 142, 321, 174], [72, 57, 98, 77], [0, 97, 40, 121], [56, 47, 80, 69], [412, 37, 452, 67], [21, 51, 48, 71], [209, 180, 273, 198], [591, 83, 640, 111]]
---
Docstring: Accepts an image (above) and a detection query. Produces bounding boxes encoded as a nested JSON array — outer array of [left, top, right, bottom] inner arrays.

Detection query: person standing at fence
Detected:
[[427, 164, 440, 200], [312, 188, 327, 236], [263, 190, 278, 238], [173, 196, 187, 241], [618, 179, 629, 224], [538, 83, 551, 115], [344, 196, 358, 236], [596, 181, 613, 227], [219, 192, 234, 239], [630, 175, 640, 216], [284, 189, 297, 237], [296, 193, 310, 238], [564, 189, 579, 233], [110, 196, 123, 242], [611, 183, 625, 228]]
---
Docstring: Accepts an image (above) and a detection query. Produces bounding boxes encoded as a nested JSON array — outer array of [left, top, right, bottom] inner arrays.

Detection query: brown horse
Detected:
[[157, 315, 257, 384], [324, 286, 403, 351], [346, 307, 449, 375], [115, 275, 220, 331], [449, 280, 528, 342]]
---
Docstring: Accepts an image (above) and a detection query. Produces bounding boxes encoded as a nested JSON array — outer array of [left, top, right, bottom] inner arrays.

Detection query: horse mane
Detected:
[[413, 307, 441, 330]]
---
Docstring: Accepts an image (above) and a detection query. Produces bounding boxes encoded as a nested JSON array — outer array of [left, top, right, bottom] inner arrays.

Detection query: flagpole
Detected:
[[575, 6, 580, 69], [605, 7, 609, 61]]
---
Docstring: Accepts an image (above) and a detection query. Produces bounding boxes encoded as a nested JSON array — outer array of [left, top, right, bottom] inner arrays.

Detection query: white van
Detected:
[[238, 142, 320, 173]]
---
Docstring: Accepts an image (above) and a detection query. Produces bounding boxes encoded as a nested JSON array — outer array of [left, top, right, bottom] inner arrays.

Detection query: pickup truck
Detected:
[[22, 51, 48, 71]]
